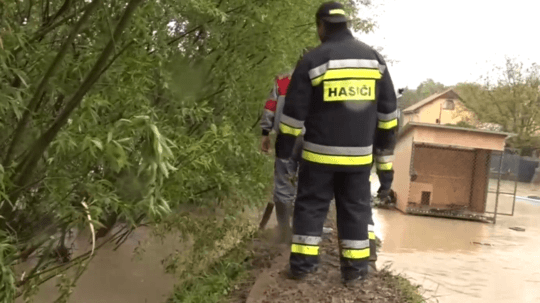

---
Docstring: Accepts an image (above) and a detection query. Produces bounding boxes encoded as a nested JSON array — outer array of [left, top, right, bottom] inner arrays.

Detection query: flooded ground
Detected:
[[372, 178, 540, 303], [18, 177, 540, 303], [16, 210, 261, 303], [15, 226, 181, 303]]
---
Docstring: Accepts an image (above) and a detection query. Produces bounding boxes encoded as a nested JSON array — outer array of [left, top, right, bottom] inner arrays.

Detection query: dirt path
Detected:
[[231, 212, 420, 303]]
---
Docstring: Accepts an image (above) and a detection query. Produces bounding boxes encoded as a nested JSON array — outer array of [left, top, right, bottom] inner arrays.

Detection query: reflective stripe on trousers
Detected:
[[291, 235, 321, 256], [341, 239, 370, 259], [369, 223, 377, 262], [368, 224, 375, 240], [290, 164, 371, 275], [302, 141, 373, 166]]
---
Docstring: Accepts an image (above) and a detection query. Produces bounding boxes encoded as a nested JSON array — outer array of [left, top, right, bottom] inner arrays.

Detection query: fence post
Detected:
[[493, 151, 504, 224], [511, 149, 519, 216]]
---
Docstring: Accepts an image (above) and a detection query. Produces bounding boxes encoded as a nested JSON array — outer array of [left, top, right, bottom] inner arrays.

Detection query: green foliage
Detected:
[[0, 0, 377, 299], [455, 58, 540, 152], [0, 231, 17, 303], [398, 79, 448, 110], [445, 121, 477, 129], [169, 228, 256, 303]]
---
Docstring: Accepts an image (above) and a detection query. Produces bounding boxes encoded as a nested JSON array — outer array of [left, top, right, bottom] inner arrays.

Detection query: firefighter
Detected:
[[275, 1, 398, 284], [260, 49, 312, 242]]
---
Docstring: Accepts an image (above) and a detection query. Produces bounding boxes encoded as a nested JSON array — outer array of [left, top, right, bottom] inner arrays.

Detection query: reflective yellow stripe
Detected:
[[303, 150, 373, 166], [279, 123, 302, 136], [280, 114, 304, 129], [303, 141, 372, 155], [378, 118, 398, 129], [369, 232, 376, 240], [291, 244, 319, 256], [324, 69, 382, 81], [329, 9, 345, 15], [378, 110, 398, 121], [377, 162, 393, 171], [312, 75, 324, 86], [342, 248, 370, 259], [311, 69, 382, 86]]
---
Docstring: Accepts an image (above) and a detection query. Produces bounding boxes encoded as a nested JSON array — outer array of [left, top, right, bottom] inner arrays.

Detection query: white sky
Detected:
[[353, 0, 540, 89]]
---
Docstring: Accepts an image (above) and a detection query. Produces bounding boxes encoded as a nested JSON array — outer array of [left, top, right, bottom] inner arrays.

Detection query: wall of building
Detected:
[[409, 145, 475, 207], [470, 149, 490, 213], [403, 98, 474, 126], [413, 127, 506, 151], [402, 113, 416, 126], [394, 131, 414, 212], [394, 126, 507, 214]]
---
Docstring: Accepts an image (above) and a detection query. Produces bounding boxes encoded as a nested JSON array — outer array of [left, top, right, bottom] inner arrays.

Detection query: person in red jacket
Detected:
[[260, 50, 311, 242]]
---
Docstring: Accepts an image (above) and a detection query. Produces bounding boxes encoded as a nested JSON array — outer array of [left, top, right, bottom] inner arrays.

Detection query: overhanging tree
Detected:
[[0, 0, 378, 301]]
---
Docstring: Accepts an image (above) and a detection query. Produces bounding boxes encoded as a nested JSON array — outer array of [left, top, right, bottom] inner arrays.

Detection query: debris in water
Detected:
[[509, 227, 526, 232], [472, 241, 493, 246]]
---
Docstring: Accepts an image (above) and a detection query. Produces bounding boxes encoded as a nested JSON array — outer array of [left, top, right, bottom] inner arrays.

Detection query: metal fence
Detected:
[[485, 149, 520, 223], [490, 149, 540, 183], [405, 143, 518, 224]]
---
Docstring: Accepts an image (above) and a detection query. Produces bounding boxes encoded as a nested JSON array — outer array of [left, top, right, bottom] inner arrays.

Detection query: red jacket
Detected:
[[260, 72, 293, 136]]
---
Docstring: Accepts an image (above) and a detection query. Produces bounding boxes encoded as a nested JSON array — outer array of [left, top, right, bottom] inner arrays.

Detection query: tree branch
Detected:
[[15, 2, 93, 51], [251, 112, 262, 130], [26, 0, 34, 23], [16, 224, 129, 289], [150, 5, 247, 55], [8, 0, 143, 210], [96, 40, 135, 79], [47, 0, 72, 26], [2, 0, 101, 168]]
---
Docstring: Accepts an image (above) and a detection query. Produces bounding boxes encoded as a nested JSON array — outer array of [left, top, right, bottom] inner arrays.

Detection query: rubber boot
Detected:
[[369, 238, 377, 273], [341, 262, 369, 286], [275, 199, 292, 243]]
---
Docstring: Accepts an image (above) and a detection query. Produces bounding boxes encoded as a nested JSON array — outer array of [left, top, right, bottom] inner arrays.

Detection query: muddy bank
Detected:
[[231, 212, 424, 303]]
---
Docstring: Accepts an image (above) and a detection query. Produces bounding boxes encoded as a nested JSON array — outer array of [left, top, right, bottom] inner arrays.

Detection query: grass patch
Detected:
[[380, 266, 427, 303], [168, 230, 257, 303]]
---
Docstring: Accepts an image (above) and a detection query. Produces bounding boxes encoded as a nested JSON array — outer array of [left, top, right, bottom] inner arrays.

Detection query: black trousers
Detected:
[[368, 211, 376, 263], [290, 163, 372, 279]]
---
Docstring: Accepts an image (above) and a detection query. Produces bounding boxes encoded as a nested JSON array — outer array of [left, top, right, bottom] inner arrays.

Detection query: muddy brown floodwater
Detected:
[[15, 226, 180, 303], [17, 178, 540, 303], [372, 178, 540, 303]]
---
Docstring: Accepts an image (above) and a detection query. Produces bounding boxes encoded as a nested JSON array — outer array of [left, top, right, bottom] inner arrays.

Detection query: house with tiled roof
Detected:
[[401, 88, 475, 126]]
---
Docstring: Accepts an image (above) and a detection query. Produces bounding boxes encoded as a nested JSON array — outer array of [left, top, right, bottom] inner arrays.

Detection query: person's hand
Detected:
[[377, 189, 394, 204], [377, 189, 390, 199], [261, 136, 271, 154]]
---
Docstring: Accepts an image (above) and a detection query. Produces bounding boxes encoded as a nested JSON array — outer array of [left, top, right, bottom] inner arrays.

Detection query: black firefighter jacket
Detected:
[[276, 28, 398, 173]]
